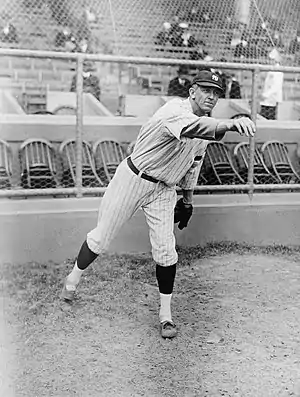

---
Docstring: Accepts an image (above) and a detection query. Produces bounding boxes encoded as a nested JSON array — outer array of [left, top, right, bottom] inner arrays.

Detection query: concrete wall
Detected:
[[1, 114, 300, 183], [0, 90, 24, 114], [1, 193, 300, 265], [278, 102, 300, 121], [46, 91, 114, 117]]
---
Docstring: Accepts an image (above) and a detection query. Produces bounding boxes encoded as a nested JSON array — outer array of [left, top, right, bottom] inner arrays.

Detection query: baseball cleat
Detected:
[[160, 320, 177, 339], [61, 278, 76, 302]]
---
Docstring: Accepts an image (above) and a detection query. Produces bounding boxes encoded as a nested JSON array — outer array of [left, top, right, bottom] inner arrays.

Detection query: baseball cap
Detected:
[[191, 70, 224, 92]]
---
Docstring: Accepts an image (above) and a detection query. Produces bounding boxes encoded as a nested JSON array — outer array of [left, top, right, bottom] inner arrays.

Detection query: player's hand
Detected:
[[174, 198, 193, 230], [229, 117, 256, 137]]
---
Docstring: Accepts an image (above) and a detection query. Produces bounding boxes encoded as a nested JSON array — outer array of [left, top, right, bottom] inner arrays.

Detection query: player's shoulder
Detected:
[[158, 97, 191, 116]]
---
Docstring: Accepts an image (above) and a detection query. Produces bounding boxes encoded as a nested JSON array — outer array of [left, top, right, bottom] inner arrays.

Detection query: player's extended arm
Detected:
[[181, 116, 256, 140]]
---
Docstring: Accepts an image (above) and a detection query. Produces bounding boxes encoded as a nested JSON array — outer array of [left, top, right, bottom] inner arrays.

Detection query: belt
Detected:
[[127, 157, 159, 184]]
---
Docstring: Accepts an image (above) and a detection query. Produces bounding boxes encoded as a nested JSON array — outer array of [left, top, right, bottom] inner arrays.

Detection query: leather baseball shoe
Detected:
[[160, 320, 177, 339], [61, 278, 76, 302]]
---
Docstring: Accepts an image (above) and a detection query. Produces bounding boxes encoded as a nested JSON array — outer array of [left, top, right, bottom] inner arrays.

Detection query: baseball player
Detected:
[[61, 69, 255, 339]]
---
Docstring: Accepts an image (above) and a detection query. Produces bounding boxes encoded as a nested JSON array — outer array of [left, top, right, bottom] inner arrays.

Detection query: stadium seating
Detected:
[[53, 106, 77, 115], [233, 142, 279, 184], [261, 140, 300, 184], [19, 138, 59, 189], [202, 141, 244, 185], [92, 139, 126, 184], [2, 136, 300, 191], [0, 139, 13, 189], [59, 139, 104, 188]]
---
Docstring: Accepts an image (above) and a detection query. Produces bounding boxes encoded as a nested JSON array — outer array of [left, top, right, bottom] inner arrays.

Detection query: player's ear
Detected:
[[189, 86, 196, 99]]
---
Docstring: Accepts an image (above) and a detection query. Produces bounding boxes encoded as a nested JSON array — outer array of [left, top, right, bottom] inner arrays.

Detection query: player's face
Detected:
[[193, 84, 221, 113]]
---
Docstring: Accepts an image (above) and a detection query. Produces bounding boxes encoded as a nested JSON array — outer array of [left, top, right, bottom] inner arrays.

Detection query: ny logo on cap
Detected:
[[212, 74, 219, 81]]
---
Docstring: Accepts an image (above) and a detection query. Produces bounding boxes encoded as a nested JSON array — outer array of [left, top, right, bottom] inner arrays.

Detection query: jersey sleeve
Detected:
[[164, 112, 199, 140], [180, 117, 220, 140], [164, 111, 219, 141]]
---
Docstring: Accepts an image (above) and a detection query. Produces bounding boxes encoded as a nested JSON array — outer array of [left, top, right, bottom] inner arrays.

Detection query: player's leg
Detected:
[[62, 160, 152, 300], [142, 186, 178, 338]]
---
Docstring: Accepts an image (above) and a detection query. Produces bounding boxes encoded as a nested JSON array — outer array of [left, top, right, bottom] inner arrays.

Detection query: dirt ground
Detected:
[[2, 243, 300, 397]]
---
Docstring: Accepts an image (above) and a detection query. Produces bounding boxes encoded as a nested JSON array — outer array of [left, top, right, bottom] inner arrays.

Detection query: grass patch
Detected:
[[3, 241, 300, 312], [2, 241, 300, 396]]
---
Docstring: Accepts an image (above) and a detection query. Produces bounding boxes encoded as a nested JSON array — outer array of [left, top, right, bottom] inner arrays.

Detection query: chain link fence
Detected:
[[1, 0, 300, 197], [1, 0, 300, 62], [1, 50, 300, 199], [1, 0, 300, 105]]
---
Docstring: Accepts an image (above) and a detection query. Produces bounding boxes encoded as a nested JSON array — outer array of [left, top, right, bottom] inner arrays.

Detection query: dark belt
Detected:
[[127, 157, 159, 183]]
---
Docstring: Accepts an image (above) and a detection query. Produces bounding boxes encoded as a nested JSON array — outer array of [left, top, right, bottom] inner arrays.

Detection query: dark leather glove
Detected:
[[174, 198, 193, 230]]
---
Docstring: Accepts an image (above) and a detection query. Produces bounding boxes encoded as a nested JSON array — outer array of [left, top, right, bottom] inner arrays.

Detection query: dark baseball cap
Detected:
[[191, 70, 224, 92]]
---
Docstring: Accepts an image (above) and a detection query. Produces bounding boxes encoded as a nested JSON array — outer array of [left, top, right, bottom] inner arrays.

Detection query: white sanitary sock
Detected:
[[159, 293, 172, 323], [66, 261, 84, 289]]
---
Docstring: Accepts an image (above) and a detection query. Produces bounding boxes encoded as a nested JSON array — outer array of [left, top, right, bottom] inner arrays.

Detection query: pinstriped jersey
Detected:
[[131, 98, 219, 189]]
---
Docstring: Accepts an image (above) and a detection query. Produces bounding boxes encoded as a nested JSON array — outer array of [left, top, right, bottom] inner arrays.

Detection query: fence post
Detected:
[[248, 67, 260, 200], [75, 56, 84, 198]]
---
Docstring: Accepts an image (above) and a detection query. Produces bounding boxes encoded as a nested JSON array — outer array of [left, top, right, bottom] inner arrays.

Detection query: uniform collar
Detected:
[[182, 98, 193, 112]]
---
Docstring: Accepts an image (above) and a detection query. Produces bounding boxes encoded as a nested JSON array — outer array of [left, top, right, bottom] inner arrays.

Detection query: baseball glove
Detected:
[[174, 198, 193, 230]]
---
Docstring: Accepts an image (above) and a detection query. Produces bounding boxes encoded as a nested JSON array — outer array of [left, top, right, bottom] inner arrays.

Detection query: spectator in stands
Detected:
[[77, 37, 93, 53], [288, 32, 300, 55], [227, 74, 242, 99], [180, 24, 198, 47], [186, 6, 199, 23], [189, 40, 209, 61], [85, 8, 97, 23], [169, 23, 198, 49], [259, 49, 283, 120], [155, 22, 172, 46], [1, 22, 18, 43], [169, 16, 184, 47], [55, 28, 75, 49], [167, 65, 191, 97], [272, 29, 284, 49], [233, 38, 248, 59], [200, 8, 211, 23], [70, 61, 101, 101]]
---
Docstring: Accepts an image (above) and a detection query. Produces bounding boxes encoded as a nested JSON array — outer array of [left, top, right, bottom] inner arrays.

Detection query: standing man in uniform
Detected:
[[61, 70, 255, 339]]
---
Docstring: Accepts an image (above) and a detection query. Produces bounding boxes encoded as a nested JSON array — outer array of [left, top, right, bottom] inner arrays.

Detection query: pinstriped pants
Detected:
[[87, 158, 178, 266]]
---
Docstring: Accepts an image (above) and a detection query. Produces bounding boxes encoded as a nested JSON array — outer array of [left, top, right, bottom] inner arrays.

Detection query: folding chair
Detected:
[[231, 113, 252, 120], [59, 139, 104, 187], [93, 139, 126, 185], [33, 110, 54, 115], [53, 105, 76, 115], [20, 138, 59, 189], [0, 139, 13, 189], [233, 142, 279, 184], [261, 140, 300, 183], [203, 142, 244, 185]]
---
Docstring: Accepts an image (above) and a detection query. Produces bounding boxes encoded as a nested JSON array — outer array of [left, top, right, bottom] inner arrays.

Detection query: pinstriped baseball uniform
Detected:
[[87, 97, 220, 266]]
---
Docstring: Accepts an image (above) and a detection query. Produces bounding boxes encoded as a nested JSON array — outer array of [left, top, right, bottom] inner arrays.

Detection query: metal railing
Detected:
[[1, 47, 300, 199]]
